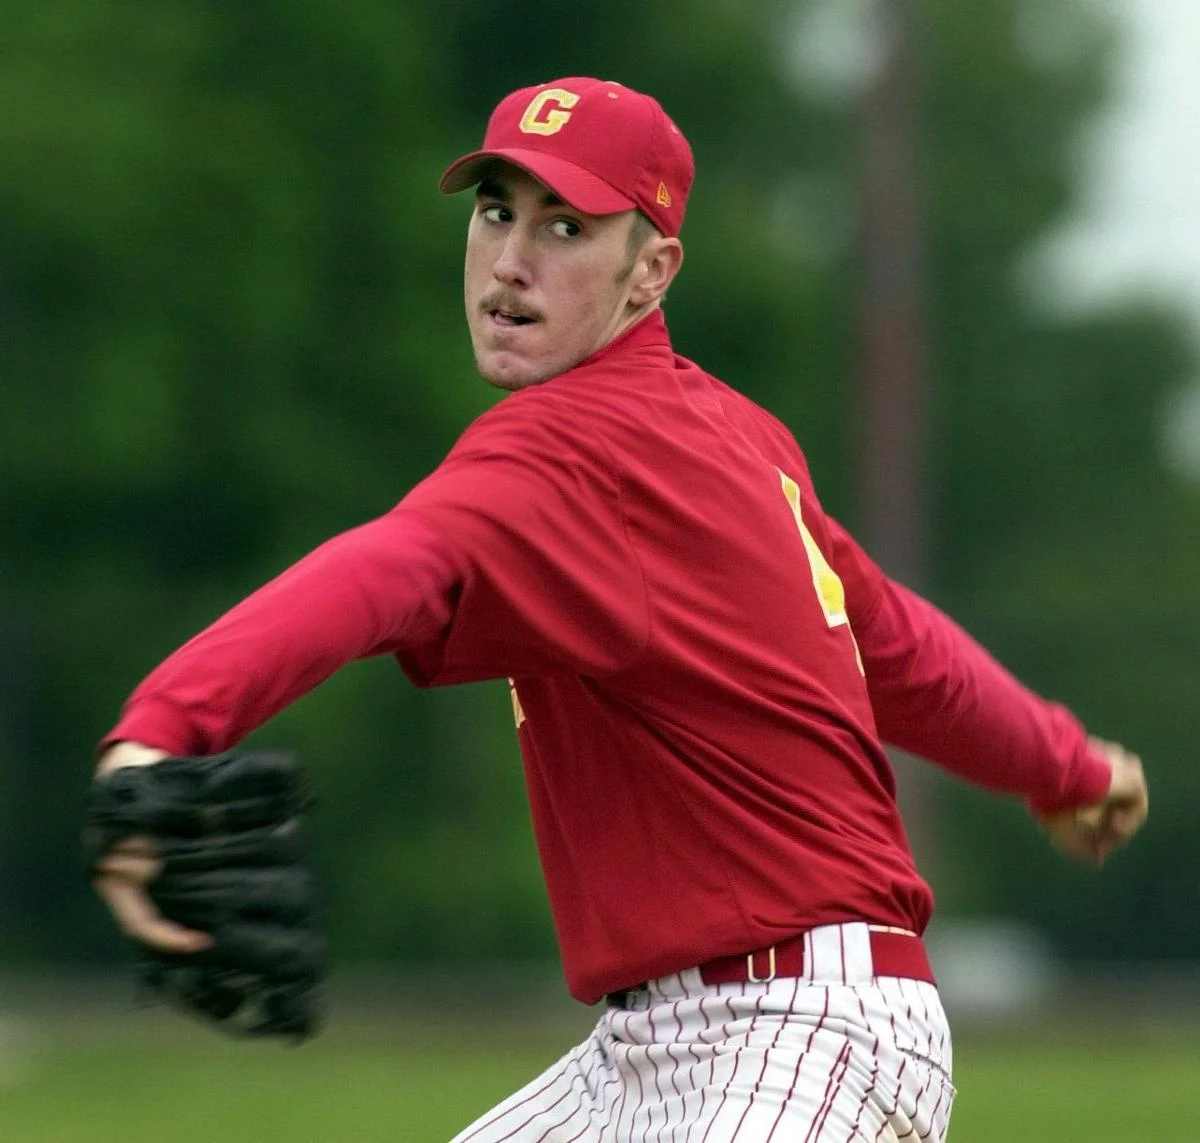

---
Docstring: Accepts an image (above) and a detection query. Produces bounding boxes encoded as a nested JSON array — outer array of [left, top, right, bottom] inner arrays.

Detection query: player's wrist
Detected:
[[96, 741, 170, 778]]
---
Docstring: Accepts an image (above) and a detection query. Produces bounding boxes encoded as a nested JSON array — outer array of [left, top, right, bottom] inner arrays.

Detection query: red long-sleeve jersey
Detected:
[[104, 311, 1110, 1003]]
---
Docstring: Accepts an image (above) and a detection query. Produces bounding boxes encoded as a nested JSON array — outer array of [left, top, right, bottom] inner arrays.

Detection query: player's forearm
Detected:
[[102, 511, 459, 756], [856, 576, 1111, 813]]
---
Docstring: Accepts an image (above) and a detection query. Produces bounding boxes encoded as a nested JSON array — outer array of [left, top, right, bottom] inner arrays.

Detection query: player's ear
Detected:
[[629, 237, 684, 307]]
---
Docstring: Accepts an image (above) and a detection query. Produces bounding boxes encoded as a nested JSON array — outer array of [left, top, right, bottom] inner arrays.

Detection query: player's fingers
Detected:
[[1086, 802, 1147, 866], [1042, 813, 1102, 864], [107, 835, 157, 857], [1105, 802, 1147, 845], [1083, 833, 1106, 867], [91, 834, 161, 879], [94, 850, 161, 882], [1108, 771, 1148, 838], [94, 872, 213, 954]]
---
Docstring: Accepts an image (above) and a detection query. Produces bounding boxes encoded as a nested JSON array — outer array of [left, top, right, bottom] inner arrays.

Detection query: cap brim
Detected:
[[439, 148, 636, 217]]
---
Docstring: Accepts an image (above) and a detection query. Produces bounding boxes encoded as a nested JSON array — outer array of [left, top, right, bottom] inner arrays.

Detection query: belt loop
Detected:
[[746, 946, 777, 984]]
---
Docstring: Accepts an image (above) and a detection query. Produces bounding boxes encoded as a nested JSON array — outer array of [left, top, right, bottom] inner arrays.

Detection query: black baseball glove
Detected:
[[84, 750, 326, 1040]]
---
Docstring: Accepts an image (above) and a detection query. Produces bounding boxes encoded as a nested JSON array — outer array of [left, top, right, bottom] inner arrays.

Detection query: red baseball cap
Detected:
[[439, 77, 694, 237]]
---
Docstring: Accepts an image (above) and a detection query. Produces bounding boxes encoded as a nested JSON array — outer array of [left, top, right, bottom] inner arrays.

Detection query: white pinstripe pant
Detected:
[[452, 923, 955, 1143]]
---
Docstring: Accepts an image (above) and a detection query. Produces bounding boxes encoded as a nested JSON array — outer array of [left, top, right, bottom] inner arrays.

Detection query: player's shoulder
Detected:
[[687, 358, 813, 473], [433, 383, 623, 494], [714, 374, 795, 442]]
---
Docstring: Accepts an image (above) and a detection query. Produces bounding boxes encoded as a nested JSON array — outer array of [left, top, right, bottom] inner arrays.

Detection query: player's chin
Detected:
[[474, 348, 554, 391]]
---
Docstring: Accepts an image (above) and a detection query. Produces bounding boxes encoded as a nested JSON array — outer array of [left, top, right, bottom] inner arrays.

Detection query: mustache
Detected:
[[479, 292, 544, 322]]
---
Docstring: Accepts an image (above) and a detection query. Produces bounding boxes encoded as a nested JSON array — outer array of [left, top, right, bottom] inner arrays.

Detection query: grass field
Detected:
[[3, 982, 1197, 1141]]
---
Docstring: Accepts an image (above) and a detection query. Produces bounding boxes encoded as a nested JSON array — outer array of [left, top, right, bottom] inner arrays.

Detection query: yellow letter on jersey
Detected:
[[519, 89, 580, 136], [777, 469, 863, 673]]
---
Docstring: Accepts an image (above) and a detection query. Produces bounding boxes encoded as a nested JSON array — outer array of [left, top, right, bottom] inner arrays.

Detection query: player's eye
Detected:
[[549, 218, 583, 238], [479, 203, 511, 224]]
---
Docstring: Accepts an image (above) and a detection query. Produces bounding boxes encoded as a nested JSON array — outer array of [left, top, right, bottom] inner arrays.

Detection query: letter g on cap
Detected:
[[519, 89, 580, 136]]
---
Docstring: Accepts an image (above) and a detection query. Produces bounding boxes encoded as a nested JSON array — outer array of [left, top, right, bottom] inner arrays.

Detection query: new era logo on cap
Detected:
[[440, 77, 695, 237]]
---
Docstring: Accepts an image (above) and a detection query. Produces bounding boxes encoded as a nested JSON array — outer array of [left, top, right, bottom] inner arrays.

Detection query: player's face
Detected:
[[464, 164, 650, 390]]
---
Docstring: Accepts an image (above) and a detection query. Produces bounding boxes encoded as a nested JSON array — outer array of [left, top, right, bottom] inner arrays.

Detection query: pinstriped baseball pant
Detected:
[[451, 923, 955, 1142]]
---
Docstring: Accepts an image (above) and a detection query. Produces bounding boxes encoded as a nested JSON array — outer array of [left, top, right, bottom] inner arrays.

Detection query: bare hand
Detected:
[[92, 743, 213, 955], [1040, 737, 1148, 866]]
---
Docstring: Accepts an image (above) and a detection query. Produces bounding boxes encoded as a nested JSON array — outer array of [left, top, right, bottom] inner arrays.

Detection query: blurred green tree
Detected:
[[0, 0, 504, 961], [914, 0, 1198, 959]]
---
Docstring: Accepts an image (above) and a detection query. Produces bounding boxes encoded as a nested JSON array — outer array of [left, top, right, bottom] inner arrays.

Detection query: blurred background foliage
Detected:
[[1, 0, 1195, 971]]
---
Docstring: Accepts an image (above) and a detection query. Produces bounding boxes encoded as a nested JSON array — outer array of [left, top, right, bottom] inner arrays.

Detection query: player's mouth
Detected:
[[480, 294, 543, 329], [488, 307, 538, 327]]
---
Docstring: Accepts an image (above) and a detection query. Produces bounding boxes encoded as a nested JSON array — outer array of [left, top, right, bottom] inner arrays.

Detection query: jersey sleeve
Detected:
[[824, 517, 1111, 815], [101, 511, 460, 756]]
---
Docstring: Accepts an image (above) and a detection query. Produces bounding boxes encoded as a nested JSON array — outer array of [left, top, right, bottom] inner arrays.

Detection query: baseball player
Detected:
[[93, 78, 1148, 1140]]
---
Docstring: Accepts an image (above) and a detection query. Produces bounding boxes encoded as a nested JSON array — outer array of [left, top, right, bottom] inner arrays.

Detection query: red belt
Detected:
[[698, 927, 934, 987], [606, 927, 935, 1007]]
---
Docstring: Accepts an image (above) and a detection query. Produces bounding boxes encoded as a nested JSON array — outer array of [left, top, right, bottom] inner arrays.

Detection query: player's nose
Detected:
[[492, 227, 534, 287]]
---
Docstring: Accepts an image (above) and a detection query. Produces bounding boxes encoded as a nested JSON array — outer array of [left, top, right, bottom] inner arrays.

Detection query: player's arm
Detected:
[[101, 509, 459, 757], [825, 517, 1147, 864], [93, 510, 460, 953]]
